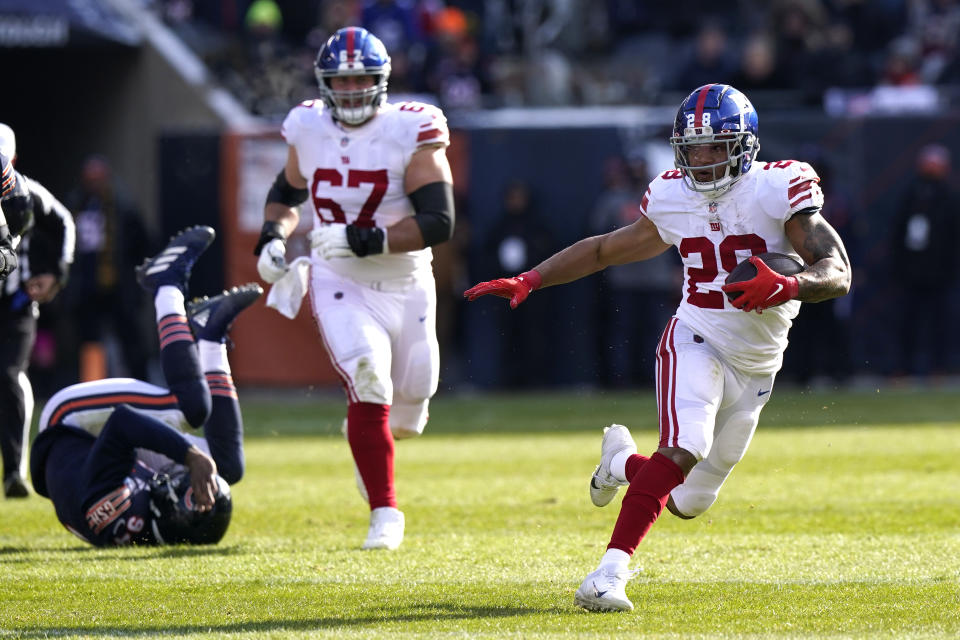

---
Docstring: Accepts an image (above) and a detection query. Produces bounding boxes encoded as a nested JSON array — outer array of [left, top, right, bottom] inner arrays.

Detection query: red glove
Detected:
[[721, 256, 799, 313], [463, 270, 542, 309]]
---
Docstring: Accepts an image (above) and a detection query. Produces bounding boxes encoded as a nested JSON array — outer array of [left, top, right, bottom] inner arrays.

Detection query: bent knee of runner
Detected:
[[344, 354, 393, 406], [668, 484, 719, 518], [711, 411, 758, 469], [389, 400, 429, 439], [666, 495, 697, 519]]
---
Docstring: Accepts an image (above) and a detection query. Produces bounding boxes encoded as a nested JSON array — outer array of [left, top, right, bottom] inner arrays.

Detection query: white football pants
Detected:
[[655, 317, 777, 517], [309, 260, 439, 438]]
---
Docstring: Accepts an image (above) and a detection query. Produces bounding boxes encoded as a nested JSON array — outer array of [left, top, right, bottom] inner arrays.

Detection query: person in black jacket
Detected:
[[890, 144, 960, 377], [0, 123, 75, 498], [483, 180, 557, 388], [62, 154, 154, 381]]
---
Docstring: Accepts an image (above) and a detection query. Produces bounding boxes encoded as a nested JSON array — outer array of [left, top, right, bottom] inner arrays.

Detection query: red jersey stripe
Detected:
[[417, 128, 444, 142], [787, 180, 814, 201], [49, 393, 177, 427]]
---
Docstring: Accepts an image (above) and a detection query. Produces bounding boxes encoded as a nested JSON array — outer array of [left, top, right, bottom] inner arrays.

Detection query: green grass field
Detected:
[[2, 388, 958, 638]]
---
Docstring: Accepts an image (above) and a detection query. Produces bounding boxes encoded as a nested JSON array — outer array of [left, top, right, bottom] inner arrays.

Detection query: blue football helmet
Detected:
[[149, 472, 232, 545], [670, 84, 760, 193], [314, 27, 391, 125]]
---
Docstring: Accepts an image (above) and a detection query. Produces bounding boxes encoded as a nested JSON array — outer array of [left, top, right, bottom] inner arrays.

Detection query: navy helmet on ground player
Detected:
[[314, 27, 391, 125], [149, 472, 232, 544], [670, 84, 760, 194]]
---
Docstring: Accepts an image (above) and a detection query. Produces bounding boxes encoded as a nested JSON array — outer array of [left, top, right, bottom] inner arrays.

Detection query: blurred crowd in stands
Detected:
[[144, 0, 960, 118]]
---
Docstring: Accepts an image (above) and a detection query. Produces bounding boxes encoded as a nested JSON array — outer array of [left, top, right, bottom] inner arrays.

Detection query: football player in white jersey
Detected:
[[465, 84, 851, 611], [254, 27, 455, 550]]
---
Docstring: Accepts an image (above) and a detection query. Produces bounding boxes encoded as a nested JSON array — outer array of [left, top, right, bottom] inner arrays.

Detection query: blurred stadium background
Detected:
[[3, 0, 960, 396]]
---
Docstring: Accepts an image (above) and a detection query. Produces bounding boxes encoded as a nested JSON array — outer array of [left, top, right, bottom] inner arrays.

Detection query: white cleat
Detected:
[[574, 565, 638, 612], [589, 424, 637, 507], [362, 507, 404, 550]]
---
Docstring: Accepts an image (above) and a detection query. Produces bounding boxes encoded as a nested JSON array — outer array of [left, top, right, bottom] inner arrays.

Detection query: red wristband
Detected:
[[519, 269, 542, 290]]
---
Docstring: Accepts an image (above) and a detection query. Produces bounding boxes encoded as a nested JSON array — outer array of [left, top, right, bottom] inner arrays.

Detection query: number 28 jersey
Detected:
[[640, 160, 823, 374], [282, 99, 450, 282]]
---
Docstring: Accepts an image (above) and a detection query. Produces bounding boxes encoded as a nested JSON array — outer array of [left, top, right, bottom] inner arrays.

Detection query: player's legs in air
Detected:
[[137, 224, 261, 482], [185, 284, 262, 483], [39, 226, 220, 440], [136, 225, 218, 429], [576, 318, 772, 612]]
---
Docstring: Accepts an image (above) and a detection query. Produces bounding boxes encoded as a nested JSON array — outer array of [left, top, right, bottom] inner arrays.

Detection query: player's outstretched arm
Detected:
[[785, 210, 852, 303], [464, 215, 670, 308]]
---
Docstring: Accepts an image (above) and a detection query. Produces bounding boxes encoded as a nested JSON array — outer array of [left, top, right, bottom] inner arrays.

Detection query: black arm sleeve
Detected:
[[408, 181, 455, 247], [265, 169, 308, 207]]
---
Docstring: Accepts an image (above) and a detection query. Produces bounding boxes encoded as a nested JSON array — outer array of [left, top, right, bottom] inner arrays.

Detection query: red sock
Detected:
[[346, 402, 395, 509], [625, 453, 650, 482], [607, 452, 685, 554]]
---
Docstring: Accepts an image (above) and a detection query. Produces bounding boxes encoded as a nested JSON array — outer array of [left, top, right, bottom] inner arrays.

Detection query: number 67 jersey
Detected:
[[640, 160, 824, 374], [282, 99, 450, 283]]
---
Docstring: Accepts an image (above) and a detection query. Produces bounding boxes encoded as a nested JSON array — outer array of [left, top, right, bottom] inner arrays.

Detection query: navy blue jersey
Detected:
[[30, 404, 192, 546]]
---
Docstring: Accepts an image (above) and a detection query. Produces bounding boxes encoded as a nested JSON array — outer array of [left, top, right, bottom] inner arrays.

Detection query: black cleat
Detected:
[[187, 283, 263, 343], [4, 473, 29, 499], [136, 225, 216, 293]]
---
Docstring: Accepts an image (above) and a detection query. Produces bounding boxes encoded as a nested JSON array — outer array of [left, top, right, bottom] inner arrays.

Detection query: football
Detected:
[[724, 252, 804, 302]]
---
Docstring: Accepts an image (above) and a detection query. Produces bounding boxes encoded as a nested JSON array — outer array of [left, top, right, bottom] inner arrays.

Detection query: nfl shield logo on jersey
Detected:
[[708, 202, 722, 232]]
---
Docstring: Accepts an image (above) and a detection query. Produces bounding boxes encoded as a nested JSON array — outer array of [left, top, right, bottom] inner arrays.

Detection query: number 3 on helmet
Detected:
[[669, 84, 760, 194], [314, 27, 391, 125]]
